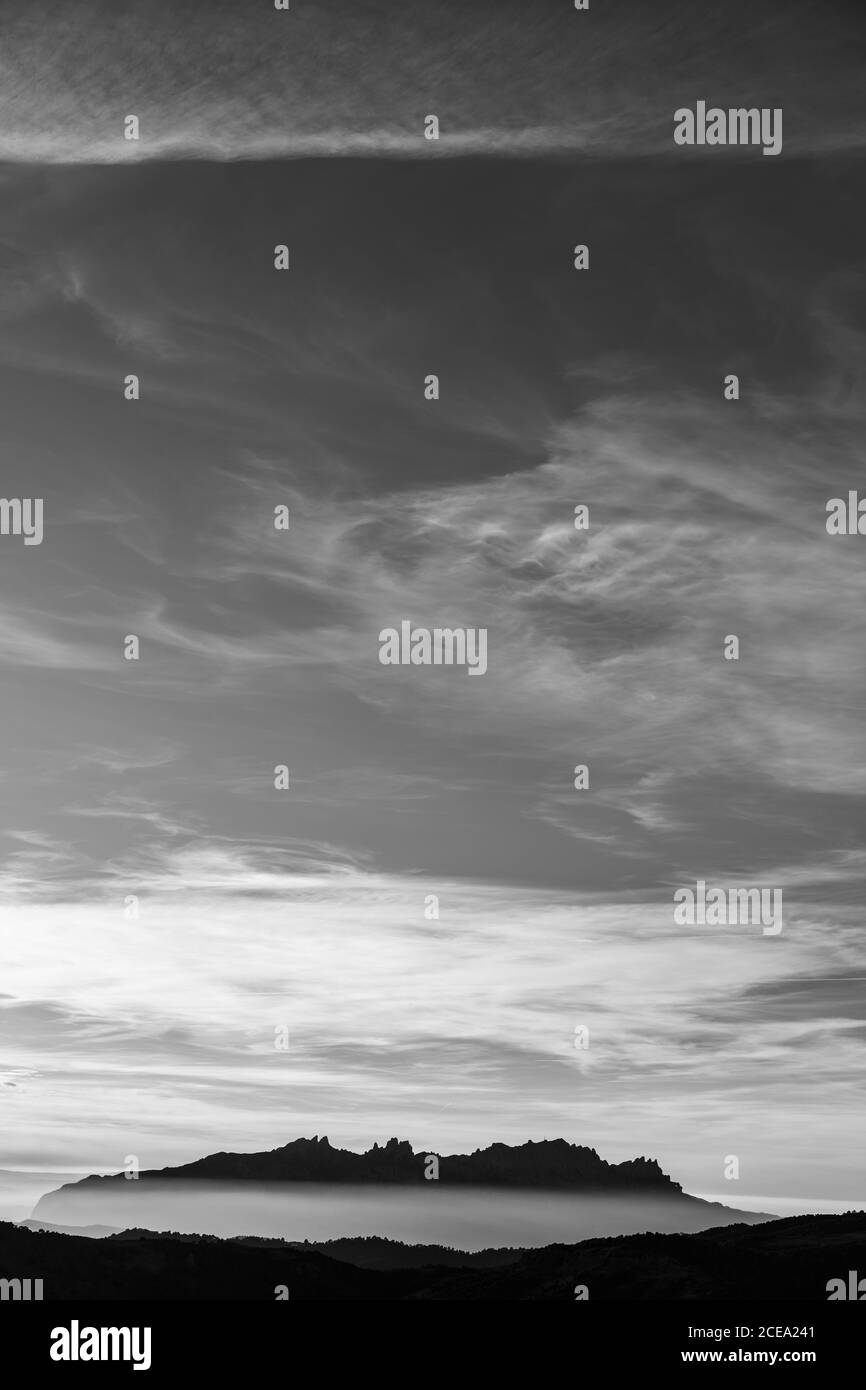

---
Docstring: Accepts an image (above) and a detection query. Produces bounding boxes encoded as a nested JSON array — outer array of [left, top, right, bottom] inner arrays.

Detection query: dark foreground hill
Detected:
[[2, 1212, 864, 1299]]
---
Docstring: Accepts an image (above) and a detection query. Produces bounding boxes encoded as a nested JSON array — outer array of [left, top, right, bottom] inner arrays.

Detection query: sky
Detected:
[[0, 0, 864, 1209]]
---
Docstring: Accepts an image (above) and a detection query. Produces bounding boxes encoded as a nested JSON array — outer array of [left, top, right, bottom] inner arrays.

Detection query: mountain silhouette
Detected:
[[37, 1135, 686, 1194]]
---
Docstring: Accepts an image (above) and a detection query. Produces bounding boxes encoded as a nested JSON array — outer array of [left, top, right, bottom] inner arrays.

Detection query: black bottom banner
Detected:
[[2, 1299, 861, 1377]]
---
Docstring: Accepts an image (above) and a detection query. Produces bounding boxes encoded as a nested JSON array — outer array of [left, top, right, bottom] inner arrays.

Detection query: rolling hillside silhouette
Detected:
[[3, 1212, 864, 1299]]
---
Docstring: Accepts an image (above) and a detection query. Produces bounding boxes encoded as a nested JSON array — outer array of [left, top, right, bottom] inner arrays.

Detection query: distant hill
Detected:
[[282, 1235, 521, 1270], [36, 1135, 690, 1194], [17, 1218, 120, 1240], [2, 1212, 864, 1299], [88, 1228, 523, 1270]]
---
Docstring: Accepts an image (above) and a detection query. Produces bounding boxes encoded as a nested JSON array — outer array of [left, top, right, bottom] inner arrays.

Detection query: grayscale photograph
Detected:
[[0, 0, 864, 1366]]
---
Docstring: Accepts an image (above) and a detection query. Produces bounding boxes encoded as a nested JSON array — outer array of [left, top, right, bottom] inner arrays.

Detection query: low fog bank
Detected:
[[33, 1181, 772, 1250]]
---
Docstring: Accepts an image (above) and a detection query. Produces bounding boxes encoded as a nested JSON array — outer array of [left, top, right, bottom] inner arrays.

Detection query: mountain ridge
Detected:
[[36, 1135, 684, 1194]]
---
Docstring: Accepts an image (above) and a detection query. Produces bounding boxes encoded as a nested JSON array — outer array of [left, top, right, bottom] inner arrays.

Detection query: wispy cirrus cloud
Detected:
[[1, 849, 863, 1198], [0, 0, 862, 163]]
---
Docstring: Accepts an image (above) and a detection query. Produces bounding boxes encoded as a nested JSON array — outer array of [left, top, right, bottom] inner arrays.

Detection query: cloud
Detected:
[[0, 0, 863, 163], [0, 862, 862, 1194], [0, 608, 117, 670], [0, 87, 862, 1204]]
